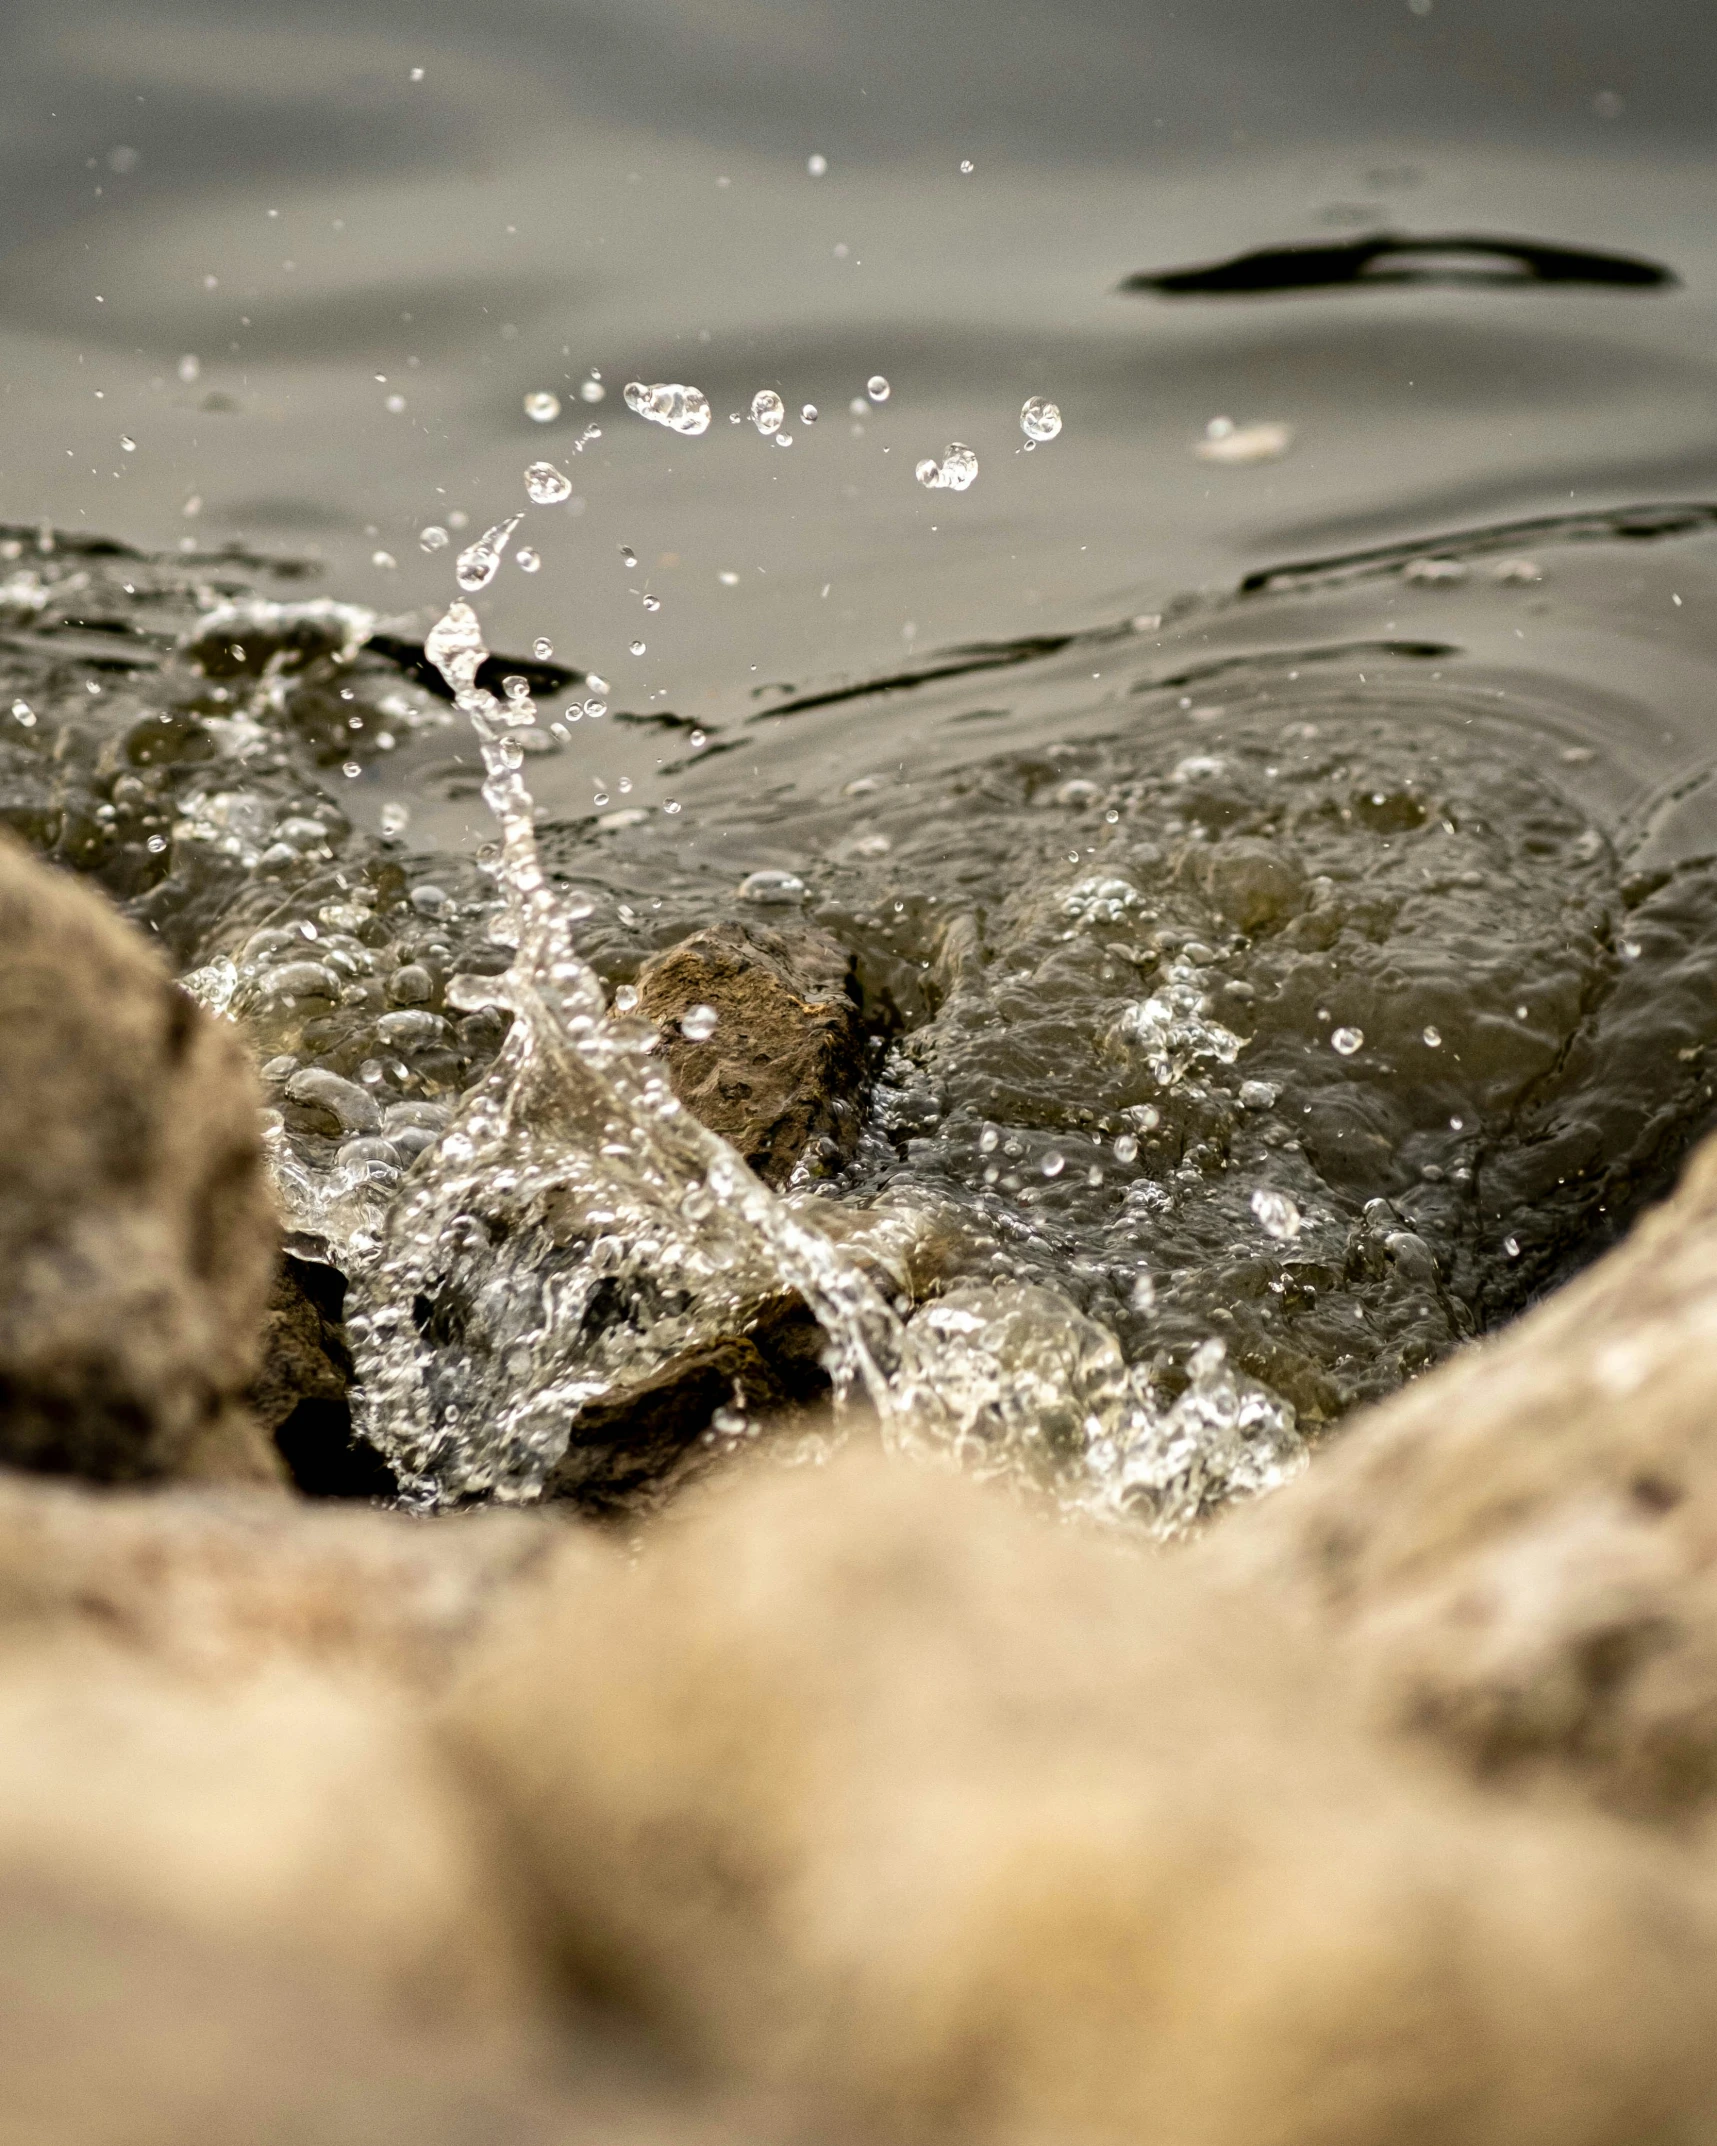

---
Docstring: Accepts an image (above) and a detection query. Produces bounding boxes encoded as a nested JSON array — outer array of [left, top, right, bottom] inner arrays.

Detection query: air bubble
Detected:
[[524, 390, 560, 423], [1113, 1133, 1139, 1164], [1331, 1026, 1364, 1056], [1041, 1150, 1066, 1179], [739, 868, 807, 906]]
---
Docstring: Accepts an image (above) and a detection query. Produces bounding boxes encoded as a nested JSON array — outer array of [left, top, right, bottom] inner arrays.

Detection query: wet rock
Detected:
[[1208, 1126, 1717, 1826], [544, 1294, 832, 1519], [250, 1256, 398, 1497], [636, 922, 870, 1187], [0, 834, 279, 1483], [449, 1450, 1717, 2145]]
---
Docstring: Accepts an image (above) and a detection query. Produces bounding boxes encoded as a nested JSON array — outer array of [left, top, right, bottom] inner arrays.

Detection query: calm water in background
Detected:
[[3, 0, 1717, 846]]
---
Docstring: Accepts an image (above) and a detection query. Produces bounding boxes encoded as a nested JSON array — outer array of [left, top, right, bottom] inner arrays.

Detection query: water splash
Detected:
[[342, 598, 911, 1503], [624, 382, 713, 436], [915, 443, 979, 492]]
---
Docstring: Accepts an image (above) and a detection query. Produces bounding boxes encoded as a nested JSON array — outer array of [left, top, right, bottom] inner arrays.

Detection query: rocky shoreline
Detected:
[[5, 796, 1717, 2139]]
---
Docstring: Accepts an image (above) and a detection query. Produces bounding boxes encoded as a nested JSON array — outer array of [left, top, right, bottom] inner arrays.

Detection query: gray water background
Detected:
[[2, 1, 1715, 838]]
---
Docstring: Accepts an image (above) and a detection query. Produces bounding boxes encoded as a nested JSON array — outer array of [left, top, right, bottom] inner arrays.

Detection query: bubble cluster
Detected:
[[915, 443, 979, 492]]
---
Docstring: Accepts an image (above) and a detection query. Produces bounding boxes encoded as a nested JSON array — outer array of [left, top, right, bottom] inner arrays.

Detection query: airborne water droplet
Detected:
[[916, 442, 978, 492], [378, 801, 410, 839], [800, 403, 818, 424], [1250, 1188, 1303, 1243], [455, 513, 523, 594], [750, 390, 785, 436], [681, 1002, 719, 1040], [1423, 1025, 1442, 1047], [532, 636, 553, 659], [1020, 396, 1062, 443], [419, 525, 449, 551], [524, 390, 560, 423], [1331, 1026, 1364, 1056], [624, 381, 712, 435], [807, 152, 828, 177], [867, 375, 891, 403], [516, 548, 541, 573], [524, 460, 572, 505], [630, 639, 646, 655]]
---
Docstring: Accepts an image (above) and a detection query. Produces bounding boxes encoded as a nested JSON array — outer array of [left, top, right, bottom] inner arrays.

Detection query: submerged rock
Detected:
[[0, 834, 278, 1483], [637, 920, 872, 1187]]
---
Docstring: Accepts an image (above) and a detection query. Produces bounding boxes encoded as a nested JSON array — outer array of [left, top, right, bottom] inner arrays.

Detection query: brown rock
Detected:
[[448, 1450, 1717, 2144], [250, 1254, 400, 1496], [0, 833, 279, 1482], [636, 922, 870, 1187], [1204, 1125, 1717, 1824]]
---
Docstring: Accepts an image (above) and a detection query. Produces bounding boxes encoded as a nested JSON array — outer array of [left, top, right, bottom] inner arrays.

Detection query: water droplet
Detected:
[[455, 513, 523, 593], [524, 460, 572, 505], [623, 381, 712, 435], [516, 547, 541, 573], [1020, 395, 1062, 443], [1250, 1188, 1302, 1242], [750, 389, 785, 436], [584, 699, 607, 719], [629, 639, 646, 655], [1504, 1234, 1521, 1257], [419, 525, 449, 551], [1130, 1272, 1157, 1313], [371, 550, 397, 569], [662, 798, 682, 815], [867, 375, 891, 403], [807, 152, 828, 176], [1113, 1133, 1139, 1164], [1423, 1025, 1442, 1047], [384, 393, 406, 414], [1331, 1026, 1364, 1056], [1195, 419, 1293, 465], [379, 801, 411, 839], [120, 434, 137, 453], [774, 432, 793, 449], [524, 390, 560, 423], [978, 1126, 1000, 1154], [681, 1002, 718, 1041], [1041, 1150, 1066, 1178], [532, 635, 554, 659], [641, 593, 660, 612], [689, 729, 706, 749], [800, 403, 818, 424], [10, 700, 35, 727], [1238, 1080, 1279, 1110], [915, 442, 979, 491], [739, 868, 807, 906], [959, 158, 974, 174], [718, 570, 739, 586], [177, 354, 200, 383]]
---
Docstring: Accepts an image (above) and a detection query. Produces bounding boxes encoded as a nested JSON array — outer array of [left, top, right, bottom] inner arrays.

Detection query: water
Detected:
[[4, 0, 1717, 1523]]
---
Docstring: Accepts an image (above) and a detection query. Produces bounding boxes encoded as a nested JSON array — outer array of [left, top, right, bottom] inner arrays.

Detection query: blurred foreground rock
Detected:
[[450, 1448, 1717, 2146], [0, 834, 278, 1483], [1206, 1127, 1717, 1825]]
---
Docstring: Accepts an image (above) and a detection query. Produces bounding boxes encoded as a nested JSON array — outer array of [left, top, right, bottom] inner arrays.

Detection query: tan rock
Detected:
[[0, 1649, 532, 2034], [1203, 1125, 1717, 1823], [0, 833, 278, 1482], [448, 1450, 1717, 2144], [0, 1467, 555, 1688]]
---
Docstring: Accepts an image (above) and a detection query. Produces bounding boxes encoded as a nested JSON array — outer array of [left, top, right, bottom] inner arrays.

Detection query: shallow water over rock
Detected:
[[5, 506, 1717, 1524]]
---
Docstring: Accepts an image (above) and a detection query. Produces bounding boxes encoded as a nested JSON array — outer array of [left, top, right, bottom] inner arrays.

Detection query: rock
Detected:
[[447, 1450, 1717, 2144], [636, 922, 870, 1188], [0, 1878, 811, 2146], [251, 1255, 397, 1497], [0, 1468, 555, 1688], [0, 834, 279, 1483], [1204, 1124, 1717, 1825], [0, 1651, 533, 2032], [544, 1293, 831, 1518]]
